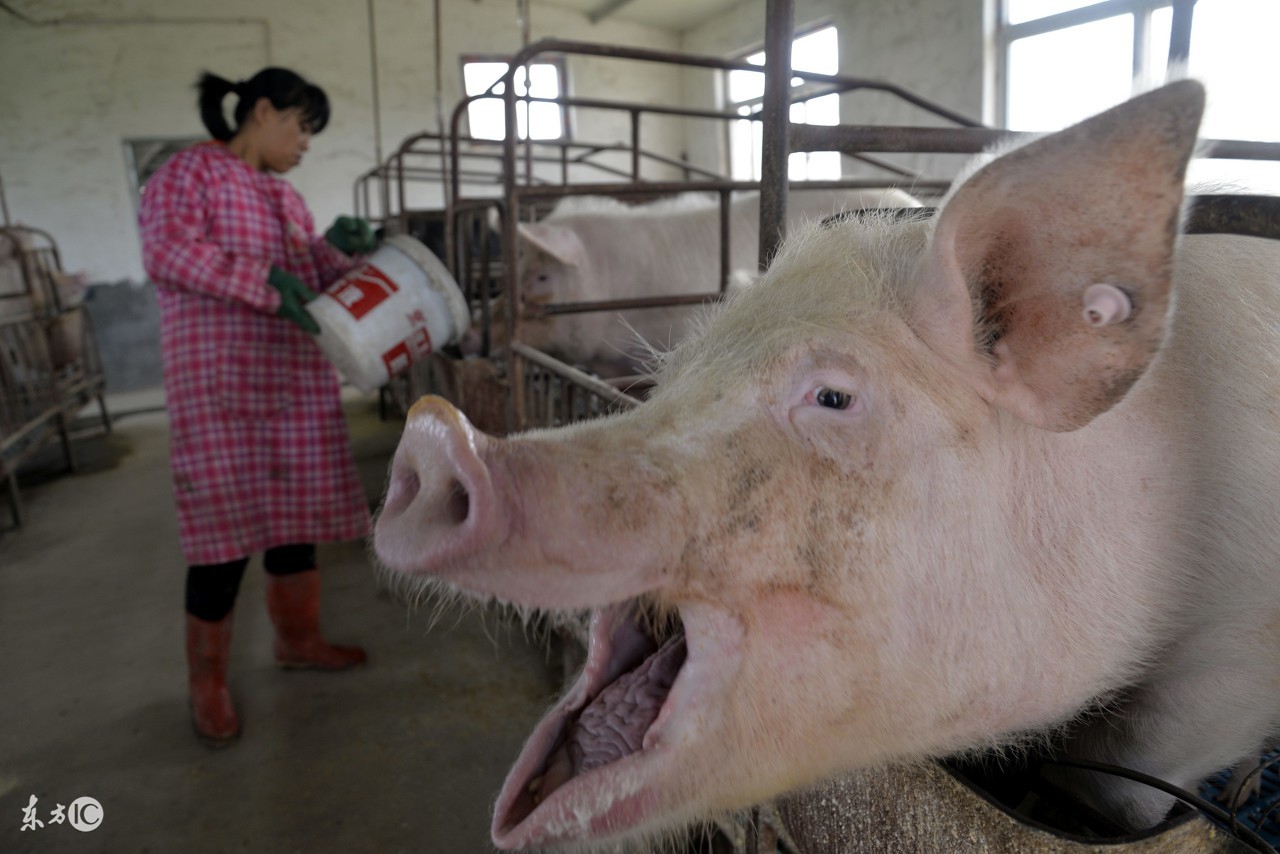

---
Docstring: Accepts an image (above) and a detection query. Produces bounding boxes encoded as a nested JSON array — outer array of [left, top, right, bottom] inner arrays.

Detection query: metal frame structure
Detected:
[[992, 0, 1198, 127], [0, 226, 110, 529], [480, 35, 979, 433]]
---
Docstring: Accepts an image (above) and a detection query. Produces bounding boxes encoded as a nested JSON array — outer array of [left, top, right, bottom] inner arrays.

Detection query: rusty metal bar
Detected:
[[514, 178, 913, 200], [511, 343, 641, 410], [793, 124, 1280, 162], [631, 110, 641, 180], [758, 0, 794, 271], [719, 189, 732, 292], [535, 293, 723, 316]]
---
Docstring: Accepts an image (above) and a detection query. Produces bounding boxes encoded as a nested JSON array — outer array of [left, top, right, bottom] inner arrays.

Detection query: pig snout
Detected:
[[374, 395, 688, 610], [375, 395, 499, 579]]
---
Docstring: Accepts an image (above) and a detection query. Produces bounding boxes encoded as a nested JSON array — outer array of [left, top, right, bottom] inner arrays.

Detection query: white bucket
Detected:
[[307, 234, 470, 393]]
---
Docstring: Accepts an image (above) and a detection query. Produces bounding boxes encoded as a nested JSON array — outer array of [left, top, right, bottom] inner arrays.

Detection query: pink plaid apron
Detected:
[[139, 142, 370, 565]]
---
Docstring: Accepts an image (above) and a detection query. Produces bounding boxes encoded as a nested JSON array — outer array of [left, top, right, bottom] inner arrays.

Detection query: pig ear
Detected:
[[914, 80, 1204, 431], [517, 222, 587, 268]]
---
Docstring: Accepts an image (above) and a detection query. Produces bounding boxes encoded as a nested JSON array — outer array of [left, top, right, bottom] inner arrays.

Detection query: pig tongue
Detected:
[[536, 630, 687, 800]]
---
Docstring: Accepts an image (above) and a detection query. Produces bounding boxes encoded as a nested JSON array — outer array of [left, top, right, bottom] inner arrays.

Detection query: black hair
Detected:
[[196, 67, 330, 142]]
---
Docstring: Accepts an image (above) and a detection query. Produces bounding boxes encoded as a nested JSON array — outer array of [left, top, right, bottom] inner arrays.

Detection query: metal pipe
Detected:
[[515, 178, 925, 199], [503, 69, 523, 432], [719, 189, 732, 292], [758, 0, 794, 271], [435, 0, 449, 214], [511, 343, 640, 409], [534, 294, 723, 315], [0, 169, 10, 227], [367, 0, 383, 166], [631, 110, 641, 180], [792, 124, 1280, 161], [503, 39, 983, 127], [1167, 0, 1195, 69]]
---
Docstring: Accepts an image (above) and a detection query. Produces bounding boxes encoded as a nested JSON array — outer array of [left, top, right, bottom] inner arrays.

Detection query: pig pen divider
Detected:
[[0, 226, 110, 530]]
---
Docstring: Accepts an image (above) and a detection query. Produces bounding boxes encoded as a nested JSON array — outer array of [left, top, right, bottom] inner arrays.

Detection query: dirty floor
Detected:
[[0, 391, 563, 853]]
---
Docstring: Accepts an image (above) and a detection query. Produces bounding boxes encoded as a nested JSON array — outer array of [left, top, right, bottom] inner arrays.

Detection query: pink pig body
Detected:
[[375, 81, 1280, 850]]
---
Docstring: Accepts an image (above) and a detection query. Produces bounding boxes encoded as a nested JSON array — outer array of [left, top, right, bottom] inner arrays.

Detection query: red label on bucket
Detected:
[[326, 264, 400, 320], [381, 327, 433, 377]]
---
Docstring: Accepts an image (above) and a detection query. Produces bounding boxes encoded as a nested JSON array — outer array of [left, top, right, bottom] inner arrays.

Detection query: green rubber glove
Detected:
[[267, 266, 321, 334], [325, 215, 377, 255]]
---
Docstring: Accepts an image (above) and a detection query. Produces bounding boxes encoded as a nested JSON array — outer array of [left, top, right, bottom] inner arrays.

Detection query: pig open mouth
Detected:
[[493, 600, 695, 848]]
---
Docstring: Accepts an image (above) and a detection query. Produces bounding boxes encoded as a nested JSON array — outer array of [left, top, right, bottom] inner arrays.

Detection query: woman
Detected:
[[139, 68, 378, 745]]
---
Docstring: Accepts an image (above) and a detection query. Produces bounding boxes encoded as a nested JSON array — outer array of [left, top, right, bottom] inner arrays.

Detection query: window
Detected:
[[462, 57, 567, 141], [997, 0, 1280, 192], [726, 24, 841, 182], [125, 137, 205, 209]]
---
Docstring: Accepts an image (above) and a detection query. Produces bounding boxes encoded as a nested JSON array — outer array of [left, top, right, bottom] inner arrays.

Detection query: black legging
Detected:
[[185, 543, 316, 622]]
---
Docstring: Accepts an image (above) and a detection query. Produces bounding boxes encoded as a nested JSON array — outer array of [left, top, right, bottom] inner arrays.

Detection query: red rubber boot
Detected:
[[265, 570, 367, 670], [185, 614, 240, 744]]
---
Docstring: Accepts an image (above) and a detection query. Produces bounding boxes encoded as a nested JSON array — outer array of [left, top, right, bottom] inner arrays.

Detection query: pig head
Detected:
[[375, 81, 1280, 849]]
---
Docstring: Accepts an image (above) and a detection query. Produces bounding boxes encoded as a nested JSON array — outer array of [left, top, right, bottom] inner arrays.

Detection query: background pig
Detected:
[[514, 187, 919, 375], [375, 80, 1280, 850]]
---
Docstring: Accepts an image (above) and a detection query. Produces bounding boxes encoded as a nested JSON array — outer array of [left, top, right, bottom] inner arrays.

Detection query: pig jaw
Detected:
[[492, 601, 746, 850]]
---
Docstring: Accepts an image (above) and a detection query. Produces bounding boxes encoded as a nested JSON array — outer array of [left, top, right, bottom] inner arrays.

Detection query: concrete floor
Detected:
[[0, 392, 563, 853]]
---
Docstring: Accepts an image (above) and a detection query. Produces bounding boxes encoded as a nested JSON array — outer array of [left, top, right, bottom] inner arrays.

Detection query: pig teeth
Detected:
[[527, 774, 543, 804]]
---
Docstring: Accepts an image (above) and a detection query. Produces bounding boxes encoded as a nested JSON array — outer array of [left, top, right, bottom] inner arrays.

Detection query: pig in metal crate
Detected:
[[0, 225, 110, 529]]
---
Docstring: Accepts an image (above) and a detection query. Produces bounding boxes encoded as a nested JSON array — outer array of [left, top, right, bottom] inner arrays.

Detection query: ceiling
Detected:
[[532, 0, 743, 33]]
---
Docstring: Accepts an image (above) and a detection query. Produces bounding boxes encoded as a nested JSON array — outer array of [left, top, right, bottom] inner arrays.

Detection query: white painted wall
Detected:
[[679, 0, 986, 191], [0, 0, 683, 283]]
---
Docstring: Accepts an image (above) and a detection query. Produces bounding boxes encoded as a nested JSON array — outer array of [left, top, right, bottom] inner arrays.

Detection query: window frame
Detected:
[[993, 0, 1182, 129], [459, 53, 571, 142], [723, 20, 840, 182]]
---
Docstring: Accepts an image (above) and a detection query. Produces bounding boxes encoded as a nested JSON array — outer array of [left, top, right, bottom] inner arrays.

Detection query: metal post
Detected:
[[719, 189, 731, 292], [367, 0, 383, 166], [0, 169, 10, 227], [758, 0, 794, 271], [1167, 0, 1195, 70], [631, 110, 641, 180], [503, 67, 525, 433]]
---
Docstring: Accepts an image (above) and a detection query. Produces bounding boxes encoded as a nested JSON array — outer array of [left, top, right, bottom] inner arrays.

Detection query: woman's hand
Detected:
[[324, 215, 377, 255], [268, 267, 321, 334]]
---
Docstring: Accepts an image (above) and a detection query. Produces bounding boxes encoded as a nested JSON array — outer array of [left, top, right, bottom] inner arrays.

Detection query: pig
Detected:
[[374, 79, 1280, 851], [514, 187, 919, 376]]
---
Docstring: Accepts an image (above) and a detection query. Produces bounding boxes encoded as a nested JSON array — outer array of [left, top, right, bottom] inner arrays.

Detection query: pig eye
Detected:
[[815, 387, 854, 410]]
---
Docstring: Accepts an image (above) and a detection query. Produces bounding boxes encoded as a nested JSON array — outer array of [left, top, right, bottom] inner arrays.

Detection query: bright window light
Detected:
[[727, 24, 841, 182], [1001, 0, 1280, 194], [1185, 0, 1280, 192], [1006, 15, 1134, 132], [462, 60, 564, 141]]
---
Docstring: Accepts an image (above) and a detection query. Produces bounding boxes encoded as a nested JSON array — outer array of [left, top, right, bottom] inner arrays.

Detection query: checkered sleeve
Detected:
[[139, 153, 281, 314]]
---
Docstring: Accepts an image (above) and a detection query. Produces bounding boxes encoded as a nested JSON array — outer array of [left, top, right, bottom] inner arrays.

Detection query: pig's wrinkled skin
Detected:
[[374, 80, 1280, 850], [515, 188, 919, 375]]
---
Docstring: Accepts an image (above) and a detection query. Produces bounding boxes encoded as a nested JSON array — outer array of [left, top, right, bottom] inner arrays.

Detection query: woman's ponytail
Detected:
[[195, 68, 330, 141], [197, 72, 237, 142]]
